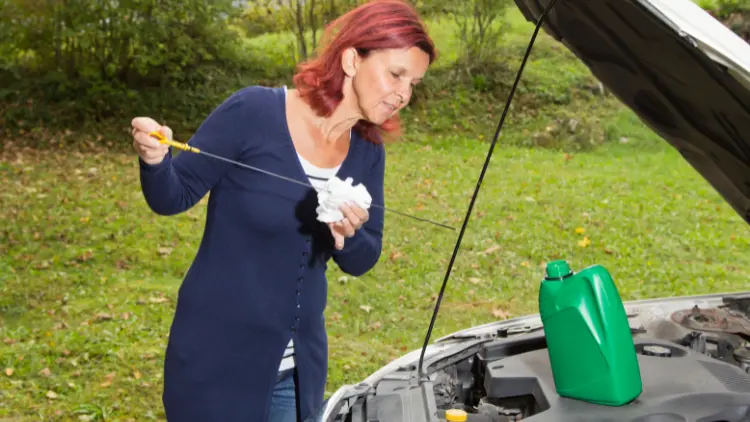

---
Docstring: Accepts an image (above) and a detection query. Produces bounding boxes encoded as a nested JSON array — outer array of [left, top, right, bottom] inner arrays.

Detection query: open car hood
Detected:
[[514, 0, 750, 224]]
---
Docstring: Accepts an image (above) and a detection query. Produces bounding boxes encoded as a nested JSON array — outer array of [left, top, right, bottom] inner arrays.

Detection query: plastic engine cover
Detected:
[[484, 337, 750, 421]]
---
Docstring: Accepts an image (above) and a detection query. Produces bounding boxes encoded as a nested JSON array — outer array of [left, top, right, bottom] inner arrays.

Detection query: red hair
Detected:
[[292, 0, 436, 144]]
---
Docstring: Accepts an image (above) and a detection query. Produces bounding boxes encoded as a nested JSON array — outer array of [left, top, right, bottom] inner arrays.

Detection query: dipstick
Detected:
[[148, 131, 456, 231]]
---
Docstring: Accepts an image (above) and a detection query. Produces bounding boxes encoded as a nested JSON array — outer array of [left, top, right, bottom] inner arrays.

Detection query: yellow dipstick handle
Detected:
[[148, 131, 201, 154]]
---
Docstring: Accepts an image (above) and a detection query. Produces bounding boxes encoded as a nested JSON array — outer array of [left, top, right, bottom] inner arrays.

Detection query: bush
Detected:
[[699, 0, 750, 41], [0, 0, 295, 143]]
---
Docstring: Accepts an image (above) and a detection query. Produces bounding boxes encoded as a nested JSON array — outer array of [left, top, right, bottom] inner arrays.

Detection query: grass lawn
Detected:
[[3, 118, 749, 420], [3, 7, 750, 422]]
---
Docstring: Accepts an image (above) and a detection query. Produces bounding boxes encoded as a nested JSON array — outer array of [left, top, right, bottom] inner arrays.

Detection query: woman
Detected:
[[130, 0, 436, 420]]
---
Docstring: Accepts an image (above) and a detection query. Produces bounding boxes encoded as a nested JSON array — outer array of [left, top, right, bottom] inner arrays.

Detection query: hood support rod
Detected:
[[416, 0, 561, 382]]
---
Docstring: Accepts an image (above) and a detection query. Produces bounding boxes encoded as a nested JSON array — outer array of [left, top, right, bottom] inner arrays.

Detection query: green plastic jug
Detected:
[[539, 260, 642, 406]]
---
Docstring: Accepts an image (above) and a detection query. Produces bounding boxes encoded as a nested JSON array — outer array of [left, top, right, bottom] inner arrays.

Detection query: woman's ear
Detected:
[[341, 47, 359, 78]]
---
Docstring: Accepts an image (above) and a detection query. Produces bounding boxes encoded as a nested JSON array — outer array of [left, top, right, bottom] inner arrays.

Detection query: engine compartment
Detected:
[[332, 295, 750, 422], [433, 334, 750, 421], [429, 298, 750, 422]]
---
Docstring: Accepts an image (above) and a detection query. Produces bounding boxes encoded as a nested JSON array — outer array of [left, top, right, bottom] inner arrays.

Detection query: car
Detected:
[[321, 0, 750, 421]]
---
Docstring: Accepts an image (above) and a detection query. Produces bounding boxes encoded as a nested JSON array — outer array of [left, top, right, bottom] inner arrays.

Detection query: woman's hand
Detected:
[[329, 202, 370, 250], [131, 117, 173, 165]]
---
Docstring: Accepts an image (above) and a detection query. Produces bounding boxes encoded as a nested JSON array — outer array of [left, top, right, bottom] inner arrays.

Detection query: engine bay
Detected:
[[334, 295, 750, 422]]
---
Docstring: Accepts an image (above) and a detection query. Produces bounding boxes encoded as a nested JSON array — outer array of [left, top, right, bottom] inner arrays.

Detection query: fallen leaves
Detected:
[[100, 371, 115, 388], [491, 308, 511, 319], [573, 226, 591, 248], [94, 312, 113, 322], [136, 295, 171, 305], [77, 250, 94, 262], [148, 296, 169, 304], [389, 250, 404, 261], [482, 244, 500, 255], [157, 246, 173, 256]]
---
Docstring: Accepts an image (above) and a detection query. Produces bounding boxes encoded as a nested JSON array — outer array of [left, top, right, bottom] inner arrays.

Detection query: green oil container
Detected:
[[539, 260, 642, 406]]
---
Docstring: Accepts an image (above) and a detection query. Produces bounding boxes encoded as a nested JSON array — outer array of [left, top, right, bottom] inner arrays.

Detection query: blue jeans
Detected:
[[268, 369, 324, 422]]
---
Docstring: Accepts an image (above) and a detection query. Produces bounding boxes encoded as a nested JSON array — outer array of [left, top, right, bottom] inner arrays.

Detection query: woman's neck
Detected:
[[318, 107, 359, 145], [293, 88, 361, 146]]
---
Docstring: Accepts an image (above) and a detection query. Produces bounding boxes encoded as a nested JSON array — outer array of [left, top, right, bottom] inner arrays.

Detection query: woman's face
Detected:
[[347, 46, 431, 125]]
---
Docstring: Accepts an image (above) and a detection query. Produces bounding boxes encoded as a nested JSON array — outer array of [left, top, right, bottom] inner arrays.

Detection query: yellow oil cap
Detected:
[[445, 409, 468, 422]]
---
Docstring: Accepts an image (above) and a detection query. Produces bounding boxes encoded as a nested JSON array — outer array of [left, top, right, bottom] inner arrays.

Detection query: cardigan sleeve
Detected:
[[138, 89, 248, 216], [331, 144, 385, 276]]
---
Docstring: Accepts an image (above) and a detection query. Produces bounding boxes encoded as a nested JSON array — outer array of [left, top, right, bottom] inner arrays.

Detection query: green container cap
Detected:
[[546, 260, 572, 279]]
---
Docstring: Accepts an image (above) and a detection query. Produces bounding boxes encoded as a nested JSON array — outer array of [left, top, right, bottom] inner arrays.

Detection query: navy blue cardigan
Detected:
[[138, 86, 385, 421]]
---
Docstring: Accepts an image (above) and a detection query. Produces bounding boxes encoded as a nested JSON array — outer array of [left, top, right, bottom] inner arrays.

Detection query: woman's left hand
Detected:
[[329, 202, 369, 250]]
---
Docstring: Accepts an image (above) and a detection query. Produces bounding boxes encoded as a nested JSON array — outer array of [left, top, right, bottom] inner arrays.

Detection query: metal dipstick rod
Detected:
[[149, 132, 456, 231]]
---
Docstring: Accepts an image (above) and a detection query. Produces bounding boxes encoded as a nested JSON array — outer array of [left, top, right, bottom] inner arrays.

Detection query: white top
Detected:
[[279, 86, 344, 373]]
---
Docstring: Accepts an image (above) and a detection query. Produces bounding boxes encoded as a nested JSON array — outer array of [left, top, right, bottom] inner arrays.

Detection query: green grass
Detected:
[[3, 117, 750, 421], [3, 6, 750, 422]]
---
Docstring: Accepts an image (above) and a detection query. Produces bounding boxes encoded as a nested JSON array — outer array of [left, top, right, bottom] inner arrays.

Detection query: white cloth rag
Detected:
[[316, 176, 372, 223]]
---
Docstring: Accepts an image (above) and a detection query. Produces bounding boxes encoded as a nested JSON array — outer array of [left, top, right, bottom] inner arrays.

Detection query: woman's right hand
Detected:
[[131, 117, 173, 165]]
